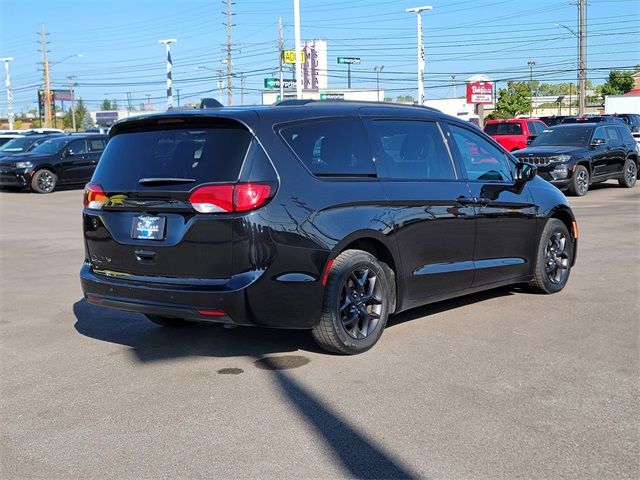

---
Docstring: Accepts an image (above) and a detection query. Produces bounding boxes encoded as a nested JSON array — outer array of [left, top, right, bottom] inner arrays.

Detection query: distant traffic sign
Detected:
[[282, 50, 306, 64], [337, 57, 361, 65], [264, 78, 297, 89]]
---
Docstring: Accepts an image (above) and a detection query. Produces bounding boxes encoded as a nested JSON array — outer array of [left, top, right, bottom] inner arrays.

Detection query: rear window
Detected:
[[92, 127, 252, 190], [484, 123, 523, 136], [279, 118, 375, 177]]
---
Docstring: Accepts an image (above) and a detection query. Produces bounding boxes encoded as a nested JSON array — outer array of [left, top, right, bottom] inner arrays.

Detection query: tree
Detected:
[[100, 99, 118, 110], [395, 95, 415, 103], [596, 69, 635, 97], [81, 111, 94, 130], [493, 81, 531, 118], [63, 98, 88, 130]]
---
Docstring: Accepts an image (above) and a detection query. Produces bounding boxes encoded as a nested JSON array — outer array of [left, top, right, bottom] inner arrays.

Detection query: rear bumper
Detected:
[[80, 263, 323, 329]]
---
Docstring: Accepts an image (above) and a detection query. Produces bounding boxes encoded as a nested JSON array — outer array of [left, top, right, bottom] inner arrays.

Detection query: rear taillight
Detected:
[[189, 183, 272, 214], [84, 183, 107, 209]]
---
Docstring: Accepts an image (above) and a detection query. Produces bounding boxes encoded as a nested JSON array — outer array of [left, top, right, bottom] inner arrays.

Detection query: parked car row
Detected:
[[0, 133, 108, 193]]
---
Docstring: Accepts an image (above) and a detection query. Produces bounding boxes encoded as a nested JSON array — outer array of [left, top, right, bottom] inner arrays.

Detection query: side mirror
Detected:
[[591, 138, 606, 147], [515, 162, 537, 183], [525, 135, 537, 146], [64, 148, 74, 157]]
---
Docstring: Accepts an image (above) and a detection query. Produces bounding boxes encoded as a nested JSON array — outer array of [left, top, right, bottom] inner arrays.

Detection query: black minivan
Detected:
[[80, 102, 578, 354]]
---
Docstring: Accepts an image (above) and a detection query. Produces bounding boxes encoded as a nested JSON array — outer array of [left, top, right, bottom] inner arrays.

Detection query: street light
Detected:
[[0, 57, 14, 129], [159, 38, 177, 110], [195, 66, 226, 104], [527, 60, 536, 116], [406, 5, 432, 105], [555, 23, 584, 115], [373, 65, 384, 102], [67, 75, 78, 132]]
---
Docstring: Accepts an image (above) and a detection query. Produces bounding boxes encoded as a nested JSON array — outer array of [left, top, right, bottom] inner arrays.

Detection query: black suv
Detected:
[[0, 134, 107, 193], [80, 102, 578, 354], [513, 122, 638, 196], [0, 133, 63, 159]]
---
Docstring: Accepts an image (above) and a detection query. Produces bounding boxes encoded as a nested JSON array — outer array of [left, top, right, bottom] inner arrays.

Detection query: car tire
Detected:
[[31, 169, 57, 193], [312, 249, 391, 354], [528, 219, 573, 294], [568, 165, 589, 196], [144, 314, 194, 328], [617, 158, 637, 188]]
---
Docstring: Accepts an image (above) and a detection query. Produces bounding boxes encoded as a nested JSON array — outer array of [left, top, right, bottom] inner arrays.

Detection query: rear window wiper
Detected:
[[138, 177, 196, 186]]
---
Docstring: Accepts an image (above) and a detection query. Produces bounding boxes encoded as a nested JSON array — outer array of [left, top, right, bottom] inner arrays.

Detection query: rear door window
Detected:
[[605, 126, 621, 144], [88, 138, 106, 151], [279, 118, 375, 177], [366, 119, 457, 180], [68, 139, 87, 155], [92, 126, 253, 190]]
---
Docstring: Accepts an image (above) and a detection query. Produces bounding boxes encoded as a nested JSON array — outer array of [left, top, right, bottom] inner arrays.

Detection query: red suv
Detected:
[[484, 118, 547, 151]]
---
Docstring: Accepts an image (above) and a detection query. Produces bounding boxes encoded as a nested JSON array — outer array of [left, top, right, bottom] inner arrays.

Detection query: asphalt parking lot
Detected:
[[0, 182, 638, 479]]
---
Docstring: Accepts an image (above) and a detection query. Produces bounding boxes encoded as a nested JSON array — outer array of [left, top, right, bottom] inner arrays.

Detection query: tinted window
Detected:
[[484, 123, 523, 136], [88, 138, 106, 151], [92, 127, 252, 190], [0, 137, 31, 152], [593, 126, 607, 143], [605, 126, 621, 143], [449, 124, 513, 182], [531, 126, 594, 147], [32, 137, 70, 154], [617, 127, 635, 142], [368, 120, 456, 180], [279, 119, 375, 177], [68, 139, 87, 155]]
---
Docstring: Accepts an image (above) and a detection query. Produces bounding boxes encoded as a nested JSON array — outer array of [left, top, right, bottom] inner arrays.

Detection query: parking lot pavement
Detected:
[[0, 182, 638, 479]]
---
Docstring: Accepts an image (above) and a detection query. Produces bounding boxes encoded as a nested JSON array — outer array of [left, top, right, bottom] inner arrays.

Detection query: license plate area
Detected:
[[132, 215, 166, 240]]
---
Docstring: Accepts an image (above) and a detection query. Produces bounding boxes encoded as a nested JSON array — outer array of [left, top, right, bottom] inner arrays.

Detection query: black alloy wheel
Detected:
[[31, 169, 57, 194], [339, 267, 383, 340], [528, 218, 573, 294], [312, 249, 391, 354], [569, 165, 589, 196], [618, 158, 637, 188]]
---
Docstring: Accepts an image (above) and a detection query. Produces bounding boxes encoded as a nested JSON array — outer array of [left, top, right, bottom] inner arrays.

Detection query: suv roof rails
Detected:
[[275, 99, 317, 106]]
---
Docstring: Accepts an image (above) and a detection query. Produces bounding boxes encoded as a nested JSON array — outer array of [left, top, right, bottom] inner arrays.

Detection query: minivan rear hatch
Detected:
[[83, 115, 262, 281]]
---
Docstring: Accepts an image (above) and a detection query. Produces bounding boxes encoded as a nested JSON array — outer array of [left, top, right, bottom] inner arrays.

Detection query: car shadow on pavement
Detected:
[[73, 298, 323, 362]]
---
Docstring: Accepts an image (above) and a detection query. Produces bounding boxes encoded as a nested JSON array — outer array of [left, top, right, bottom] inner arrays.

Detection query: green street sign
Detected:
[[337, 57, 361, 65], [320, 93, 345, 100]]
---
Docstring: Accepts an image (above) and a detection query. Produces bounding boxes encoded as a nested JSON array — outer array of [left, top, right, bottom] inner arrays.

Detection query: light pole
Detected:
[[374, 65, 384, 102], [67, 75, 77, 132], [195, 66, 226, 104], [451, 75, 456, 99], [294, 0, 302, 99], [406, 5, 432, 106], [527, 60, 536, 116], [0, 57, 14, 129], [159, 38, 177, 110], [555, 22, 585, 115], [44, 53, 82, 128]]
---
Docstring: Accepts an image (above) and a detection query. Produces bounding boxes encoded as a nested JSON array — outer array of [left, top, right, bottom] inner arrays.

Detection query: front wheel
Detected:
[[31, 169, 57, 193], [618, 158, 637, 188], [568, 165, 589, 196], [528, 219, 574, 294], [312, 250, 391, 354]]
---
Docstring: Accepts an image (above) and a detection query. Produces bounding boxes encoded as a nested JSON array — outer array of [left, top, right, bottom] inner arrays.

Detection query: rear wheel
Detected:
[[144, 314, 194, 328], [31, 169, 57, 193], [312, 250, 391, 354], [618, 158, 637, 188], [568, 165, 589, 196], [528, 219, 573, 294]]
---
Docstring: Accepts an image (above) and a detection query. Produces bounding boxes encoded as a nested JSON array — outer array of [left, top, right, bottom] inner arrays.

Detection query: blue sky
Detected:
[[0, 0, 638, 113]]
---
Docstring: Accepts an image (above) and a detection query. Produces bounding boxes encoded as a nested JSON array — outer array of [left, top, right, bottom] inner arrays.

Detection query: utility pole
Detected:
[[278, 17, 284, 101], [224, 0, 235, 106], [40, 24, 52, 128], [0, 57, 14, 129], [578, 0, 587, 115], [294, 0, 302, 99], [125, 91, 132, 112], [451, 75, 456, 99], [406, 6, 432, 106], [176, 89, 181, 107], [240, 74, 245, 105], [528, 60, 536, 116]]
